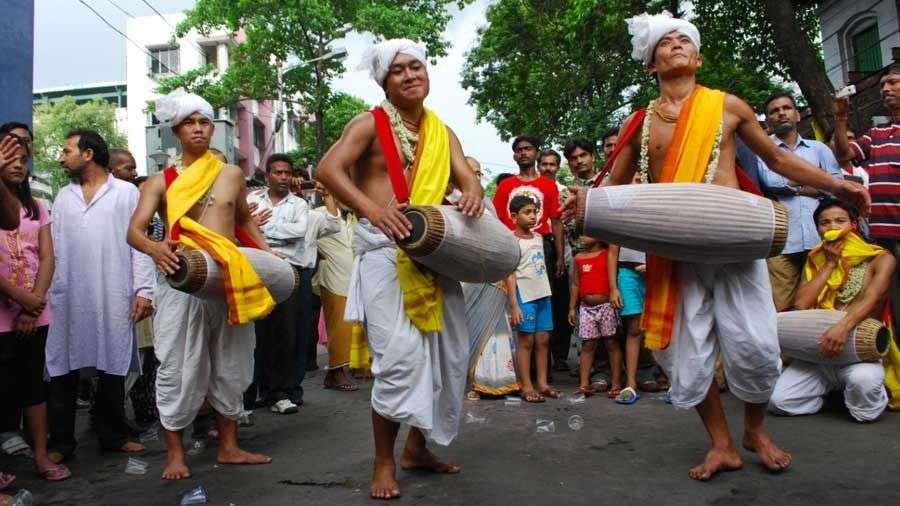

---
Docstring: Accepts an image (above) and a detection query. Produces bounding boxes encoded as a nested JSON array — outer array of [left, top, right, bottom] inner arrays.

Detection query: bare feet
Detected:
[[371, 459, 401, 500], [217, 447, 272, 466], [399, 446, 460, 474], [119, 441, 145, 453], [688, 446, 743, 481], [161, 453, 191, 480], [743, 431, 792, 473]]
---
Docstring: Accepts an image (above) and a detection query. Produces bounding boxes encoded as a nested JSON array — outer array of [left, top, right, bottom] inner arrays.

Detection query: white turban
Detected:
[[356, 38, 427, 87], [626, 11, 701, 65], [154, 88, 214, 130]]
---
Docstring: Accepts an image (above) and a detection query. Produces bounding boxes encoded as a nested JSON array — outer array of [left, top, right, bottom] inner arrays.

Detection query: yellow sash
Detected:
[[166, 152, 275, 324], [804, 229, 900, 409], [641, 86, 726, 350], [397, 108, 451, 333]]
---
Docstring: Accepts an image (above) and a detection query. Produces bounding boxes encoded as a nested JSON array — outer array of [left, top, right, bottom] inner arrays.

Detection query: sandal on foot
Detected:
[[37, 464, 71, 482], [522, 391, 545, 403], [575, 386, 597, 397], [607, 387, 622, 399], [466, 391, 480, 401], [538, 388, 562, 399], [324, 382, 359, 392], [615, 387, 641, 405], [590, 379, 609, 392]]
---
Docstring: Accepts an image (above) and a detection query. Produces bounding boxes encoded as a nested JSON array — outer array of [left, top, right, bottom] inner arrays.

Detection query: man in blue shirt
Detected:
[[758, 92, 844, 310]]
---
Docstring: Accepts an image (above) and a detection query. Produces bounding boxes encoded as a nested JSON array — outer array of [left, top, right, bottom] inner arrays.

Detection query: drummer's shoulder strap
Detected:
[[595, 108, 647, 186], [371, 106, 411, 204], [162, 165, 260, 249]]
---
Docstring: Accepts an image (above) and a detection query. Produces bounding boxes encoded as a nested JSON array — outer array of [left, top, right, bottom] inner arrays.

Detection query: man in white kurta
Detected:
[[47, 129, 154, 458]]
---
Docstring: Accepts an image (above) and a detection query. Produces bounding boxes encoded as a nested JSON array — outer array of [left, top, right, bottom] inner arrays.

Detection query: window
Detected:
[[202, 44, 218, 69], [851, 24, 882, 73], [253, 118, 265, 150], [148, 46, 180, 75]]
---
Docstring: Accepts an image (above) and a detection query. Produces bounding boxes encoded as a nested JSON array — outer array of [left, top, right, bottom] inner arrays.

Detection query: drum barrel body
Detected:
[[575, 183, 787, 264], [166, 247, 299, 304], [397, 206, 520, 283], [777, 309, 889, 365]]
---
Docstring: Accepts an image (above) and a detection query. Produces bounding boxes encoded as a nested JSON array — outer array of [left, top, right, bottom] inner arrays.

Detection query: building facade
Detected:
[[125, 13, 300, 177]]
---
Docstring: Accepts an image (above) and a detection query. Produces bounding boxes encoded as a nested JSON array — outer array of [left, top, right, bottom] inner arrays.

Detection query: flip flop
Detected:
[[575, 386, 597, 397], [0, 473, 14, 491], [591, 379, 609, 392], [607, 387, 622, 399], [538, 388, 562, 399], [324, 383, 359, 392], [522, 391, 546, 403], [37, 464, 71, 482], [615, 387, 640, 405], [466, 391, 481, 401]]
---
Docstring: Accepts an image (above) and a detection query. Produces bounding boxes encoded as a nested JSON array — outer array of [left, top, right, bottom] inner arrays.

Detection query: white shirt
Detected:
[[515, 234, 552, 303], [247, 189, 309, 266], [46, 174, 155, 377], [297, 207, 342, 269]]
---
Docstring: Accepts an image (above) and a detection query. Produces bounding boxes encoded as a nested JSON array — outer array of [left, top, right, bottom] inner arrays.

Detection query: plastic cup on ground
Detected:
[[568, 415, 585, 431], [464, 412, 487, 424], [124, 456, 149, 475], [180, 485, 208, 505], [535, 419, 556, 433]]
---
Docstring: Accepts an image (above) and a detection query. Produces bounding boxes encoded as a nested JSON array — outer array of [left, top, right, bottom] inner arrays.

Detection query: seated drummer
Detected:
[[769, 198, 896, 422]]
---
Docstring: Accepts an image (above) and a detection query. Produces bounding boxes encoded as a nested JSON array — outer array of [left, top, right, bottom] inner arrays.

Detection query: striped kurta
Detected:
[[852, 124, 900, 238]]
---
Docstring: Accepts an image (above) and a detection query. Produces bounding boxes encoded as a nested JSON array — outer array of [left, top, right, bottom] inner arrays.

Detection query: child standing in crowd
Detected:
[[506, 196, 559, 402], [569, 236, 621, 398], [609, 245, 646, 404], [0, 133, 71, 483]]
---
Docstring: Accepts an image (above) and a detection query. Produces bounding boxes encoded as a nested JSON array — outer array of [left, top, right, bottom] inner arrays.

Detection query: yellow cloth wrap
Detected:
[[804, 228, 900, 409], [641, 86, 725, 351], [349, 323, 371, 375], [803, 229, 884, 309], [166, 151, 275, 324], [396, 108, 451, 333]]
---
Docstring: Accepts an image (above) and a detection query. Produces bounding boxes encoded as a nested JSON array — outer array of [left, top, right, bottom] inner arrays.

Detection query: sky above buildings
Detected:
[[34, 0, 514, 178]]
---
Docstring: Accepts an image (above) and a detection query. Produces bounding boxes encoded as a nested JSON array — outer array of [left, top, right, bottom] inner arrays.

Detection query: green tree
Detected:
[[291, 92, 370, 169], [32, 97, 127, 195], [159, 0, 470, 162], [462, 0, 824, 145]]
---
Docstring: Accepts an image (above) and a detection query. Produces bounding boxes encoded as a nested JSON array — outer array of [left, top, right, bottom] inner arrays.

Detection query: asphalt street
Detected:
[[3, 356, 899, 506]]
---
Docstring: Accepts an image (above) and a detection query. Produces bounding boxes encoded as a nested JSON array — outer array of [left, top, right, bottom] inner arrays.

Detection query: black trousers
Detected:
[[49, 370, 131, 456], [543, 234, 572, 364], [250, 268, 300, 404], [0, 327, 49, 436]]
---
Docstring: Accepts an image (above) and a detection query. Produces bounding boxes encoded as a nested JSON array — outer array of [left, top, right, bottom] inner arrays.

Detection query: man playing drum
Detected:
[[770, 198, 898, 421], [316, 39, 483, 500], [127, 90, 273, 480], [573, 12, 870, 481]]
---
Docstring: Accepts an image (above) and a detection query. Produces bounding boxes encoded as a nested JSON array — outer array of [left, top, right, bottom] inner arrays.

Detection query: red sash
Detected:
[[371, 106, 411, 204], [163, 166, 260, 249]]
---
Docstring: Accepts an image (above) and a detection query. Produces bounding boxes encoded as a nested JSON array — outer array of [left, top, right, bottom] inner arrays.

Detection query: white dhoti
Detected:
[[153, 278, 255, 431], [345, 221, 468, 446], [655, 259, 781, 408], [769, 360, 887, 422]]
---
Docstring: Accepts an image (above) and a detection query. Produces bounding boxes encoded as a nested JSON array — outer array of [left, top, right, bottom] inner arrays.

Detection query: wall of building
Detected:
[[819, 0, 900, 87], [0, 0, 34, 127]]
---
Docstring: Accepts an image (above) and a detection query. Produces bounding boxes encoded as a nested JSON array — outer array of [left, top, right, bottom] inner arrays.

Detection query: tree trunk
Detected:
[[762, 0, 835, 134], [315, 107, 326, 161]]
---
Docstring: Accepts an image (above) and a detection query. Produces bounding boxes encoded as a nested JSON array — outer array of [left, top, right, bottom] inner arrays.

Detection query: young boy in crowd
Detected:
[[609, 244, 646, 404], [568, 236, 621, 398], [506, 196, 559, 402]]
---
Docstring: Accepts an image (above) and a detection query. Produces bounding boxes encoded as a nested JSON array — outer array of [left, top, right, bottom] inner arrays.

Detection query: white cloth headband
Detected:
[[626, 11, 701, 65], [155, 88, 214, 130], [356, 38, 427, 86]]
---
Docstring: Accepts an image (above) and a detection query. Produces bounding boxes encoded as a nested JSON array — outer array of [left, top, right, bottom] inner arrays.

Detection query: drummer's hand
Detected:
[[364, 202, 411, 240], [819, 322, 849, 358], [130, 296, 153, 322], [151, 239, 181, 275], [456, 191, 484, 217], [560, 187, 582, 223], [832, 180, 870, 217]]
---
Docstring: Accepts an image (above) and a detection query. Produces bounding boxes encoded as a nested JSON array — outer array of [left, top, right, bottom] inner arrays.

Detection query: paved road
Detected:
[[3, 362, 898, 505]]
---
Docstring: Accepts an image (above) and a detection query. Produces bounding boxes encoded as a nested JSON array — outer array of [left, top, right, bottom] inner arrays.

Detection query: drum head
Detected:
[[876, 326, 890, 356], [168, 255, 190, 285], [398, 208, 428, 246]]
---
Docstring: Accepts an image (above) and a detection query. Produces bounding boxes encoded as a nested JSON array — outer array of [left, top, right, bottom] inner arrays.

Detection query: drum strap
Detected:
[[163, 166, 261, 249], [371, 107, 411, 204]]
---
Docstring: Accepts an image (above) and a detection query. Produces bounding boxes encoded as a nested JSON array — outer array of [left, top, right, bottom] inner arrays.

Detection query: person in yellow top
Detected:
[[128, 90, 273, 480], [570, 11, 869, 481], [770, 198, 897, 421], [317, 39, 483, 500]]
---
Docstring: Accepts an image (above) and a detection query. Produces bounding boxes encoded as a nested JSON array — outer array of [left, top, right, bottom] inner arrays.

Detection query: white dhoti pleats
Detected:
[[654, 259, 782, 409], [153, 279, 255, 431], [345, 221, 468, 446], [769, 360, 887, 422]]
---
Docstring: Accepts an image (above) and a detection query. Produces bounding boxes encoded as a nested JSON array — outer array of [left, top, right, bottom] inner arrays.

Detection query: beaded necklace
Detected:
[[381, 100, 420, 166], [638, 98, 723, 184]]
